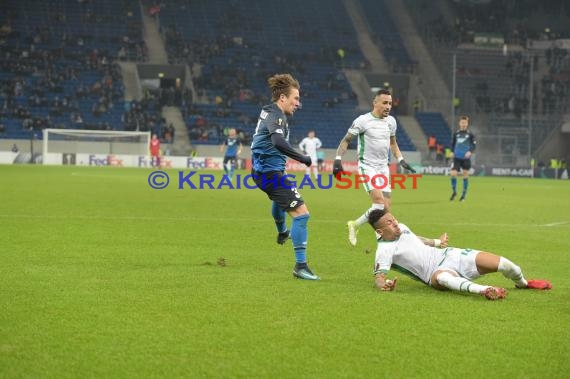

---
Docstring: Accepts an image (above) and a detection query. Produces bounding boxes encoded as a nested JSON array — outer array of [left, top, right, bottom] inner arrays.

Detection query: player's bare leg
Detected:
[[475, 251, 552, 290]]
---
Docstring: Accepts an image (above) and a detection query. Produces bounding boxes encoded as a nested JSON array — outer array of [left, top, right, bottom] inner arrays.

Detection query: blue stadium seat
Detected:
[[415, 112, 452, 148]]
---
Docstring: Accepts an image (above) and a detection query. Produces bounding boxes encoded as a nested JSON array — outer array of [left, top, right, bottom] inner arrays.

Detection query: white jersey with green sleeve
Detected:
[[347, 113, 397, 167], [373, 223, 445, 284]]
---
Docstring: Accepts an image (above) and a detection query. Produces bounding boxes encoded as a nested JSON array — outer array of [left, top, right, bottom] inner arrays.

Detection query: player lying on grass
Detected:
[[368, 209, 552, 300]]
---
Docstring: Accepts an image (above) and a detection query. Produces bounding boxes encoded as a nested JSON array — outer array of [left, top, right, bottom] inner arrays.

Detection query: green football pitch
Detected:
[[1, 165, 568, 378]]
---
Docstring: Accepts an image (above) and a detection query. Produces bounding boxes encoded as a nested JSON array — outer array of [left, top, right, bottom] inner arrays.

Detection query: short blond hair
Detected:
[[268, 74, 300, 102]]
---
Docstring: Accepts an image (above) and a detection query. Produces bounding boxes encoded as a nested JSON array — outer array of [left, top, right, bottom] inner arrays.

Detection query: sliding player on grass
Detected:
[[368, 209, 552, 299]]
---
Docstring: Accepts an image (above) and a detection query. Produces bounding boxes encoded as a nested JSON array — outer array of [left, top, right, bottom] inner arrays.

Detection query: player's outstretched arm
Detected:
[[270, 133, 311, 166], [375, 273, 398, 292]]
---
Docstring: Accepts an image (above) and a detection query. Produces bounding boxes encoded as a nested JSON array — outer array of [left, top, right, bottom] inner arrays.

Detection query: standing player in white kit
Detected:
[[333, 89, 416, 246], [299, 130, 322, 179]]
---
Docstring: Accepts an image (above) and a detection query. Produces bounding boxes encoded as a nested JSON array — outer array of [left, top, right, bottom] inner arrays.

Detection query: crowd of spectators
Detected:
[[185, 103, 252, 145], [0, 0, 150, 138], [123, 94, 174, 143], [0, 44, 129, 130], [161, 14, 358, 145], [147, 0, 367, 147], [180, 47, 356, 145], [407, 0, 570, 119], [415, 0, 570, 48]]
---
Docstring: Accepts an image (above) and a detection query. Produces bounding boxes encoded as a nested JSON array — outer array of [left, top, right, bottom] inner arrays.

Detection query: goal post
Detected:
[[42, 129, 151, 165]]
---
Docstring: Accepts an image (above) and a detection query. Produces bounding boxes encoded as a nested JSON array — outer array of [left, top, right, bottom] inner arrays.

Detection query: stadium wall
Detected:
[[0, 139, 421, 165], [1, 140, 566, 178]]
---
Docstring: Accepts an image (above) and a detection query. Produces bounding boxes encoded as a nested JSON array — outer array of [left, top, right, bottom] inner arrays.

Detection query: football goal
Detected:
[[42, 129, 151, 165]]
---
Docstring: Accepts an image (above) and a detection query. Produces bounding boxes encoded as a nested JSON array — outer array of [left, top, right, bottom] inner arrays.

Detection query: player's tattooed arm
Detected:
[[336, 133, 354, 157]]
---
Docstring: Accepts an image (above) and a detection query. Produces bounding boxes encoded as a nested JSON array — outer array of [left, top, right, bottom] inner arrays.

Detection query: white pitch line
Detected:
[[539, 221, 569, 227]]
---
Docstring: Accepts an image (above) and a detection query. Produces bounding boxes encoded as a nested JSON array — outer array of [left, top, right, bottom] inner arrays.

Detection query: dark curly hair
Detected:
[[368, 209, 388, 228]]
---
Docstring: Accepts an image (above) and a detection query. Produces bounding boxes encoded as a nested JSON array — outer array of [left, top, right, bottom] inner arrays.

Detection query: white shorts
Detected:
[[434, 248, 481, 281], [357, 163, 391, 193], [308, 155, 318, 167]]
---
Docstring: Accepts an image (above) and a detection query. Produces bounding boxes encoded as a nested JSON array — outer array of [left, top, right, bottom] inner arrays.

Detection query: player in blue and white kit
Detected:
[[250, 73, 317, 280], [220, 128, 242, 179], [450, 116, 477, 201]]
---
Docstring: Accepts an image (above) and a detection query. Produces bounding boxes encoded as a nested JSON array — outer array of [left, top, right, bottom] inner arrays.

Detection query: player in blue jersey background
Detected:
[[220, 128, 242, 179], [250, 73, 318, 280], [450, 116, 477, 201]]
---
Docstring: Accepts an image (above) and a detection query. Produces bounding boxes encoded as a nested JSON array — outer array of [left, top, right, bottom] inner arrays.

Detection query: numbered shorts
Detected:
[[252, 170, 304, 211], [358, 163, 391, 193], [436, 248, 481, 281]]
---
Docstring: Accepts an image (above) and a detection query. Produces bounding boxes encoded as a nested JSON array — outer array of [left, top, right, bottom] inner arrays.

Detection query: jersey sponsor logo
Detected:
[[260, 110, 268, 119], [456, 136, 468, 144]]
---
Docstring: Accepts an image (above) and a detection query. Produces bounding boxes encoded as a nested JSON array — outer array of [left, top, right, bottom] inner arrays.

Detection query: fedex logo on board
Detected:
[[186, 158, 221, 169], [88, 155, 124, 167], [138, 156, 172, 168]]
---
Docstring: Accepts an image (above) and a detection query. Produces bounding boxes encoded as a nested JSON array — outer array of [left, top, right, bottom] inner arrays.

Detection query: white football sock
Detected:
[[498, 257, 527, 288], [355, 203, 385, 227], [436, 271, 489, 294]]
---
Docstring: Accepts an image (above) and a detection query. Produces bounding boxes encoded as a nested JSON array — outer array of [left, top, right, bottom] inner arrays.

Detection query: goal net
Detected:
[[42, 129, 151, 165]]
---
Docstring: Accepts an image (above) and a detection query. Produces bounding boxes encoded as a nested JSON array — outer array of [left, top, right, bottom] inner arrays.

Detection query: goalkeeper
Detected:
[[333, 89, 416, 247], [368, 208, 552, 299]]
